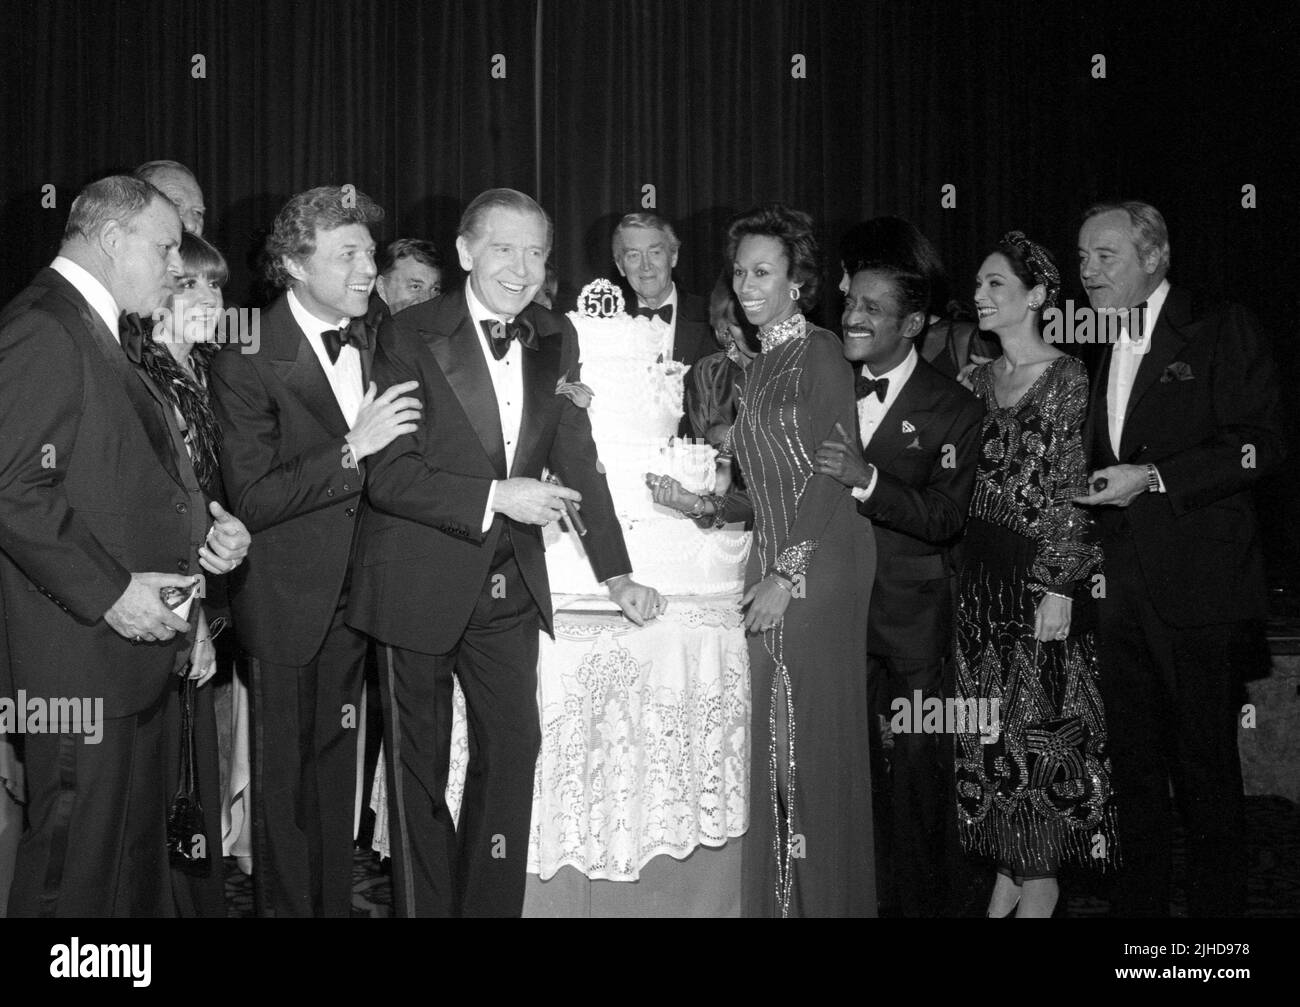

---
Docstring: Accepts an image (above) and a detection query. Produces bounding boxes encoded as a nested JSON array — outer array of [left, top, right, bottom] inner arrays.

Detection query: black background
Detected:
[[1, 0, 1296, 582]]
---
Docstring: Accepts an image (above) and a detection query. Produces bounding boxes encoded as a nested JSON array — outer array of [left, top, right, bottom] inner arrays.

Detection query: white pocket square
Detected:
[[901, 420, 916, 433]]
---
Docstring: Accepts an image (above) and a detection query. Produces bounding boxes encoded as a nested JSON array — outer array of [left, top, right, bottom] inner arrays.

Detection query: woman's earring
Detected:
[[788, 287, 800, 302]]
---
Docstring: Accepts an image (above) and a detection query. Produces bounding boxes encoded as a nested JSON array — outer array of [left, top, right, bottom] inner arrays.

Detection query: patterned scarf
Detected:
[[140, 338, 223, 497]]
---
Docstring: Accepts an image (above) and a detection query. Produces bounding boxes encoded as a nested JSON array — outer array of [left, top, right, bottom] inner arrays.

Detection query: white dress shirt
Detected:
[[466, 281, 527, 531], [851, 347, 919, 501], [51, 256, 120, 340], [287, 289, 364, 428], [1107, 278, 1169, 460], [635, 282, 679, 359]]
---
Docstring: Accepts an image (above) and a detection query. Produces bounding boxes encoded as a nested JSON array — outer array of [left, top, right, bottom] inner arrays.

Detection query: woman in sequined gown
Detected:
[[955, 232, 1117, 918], [713, 205, 875, 917]]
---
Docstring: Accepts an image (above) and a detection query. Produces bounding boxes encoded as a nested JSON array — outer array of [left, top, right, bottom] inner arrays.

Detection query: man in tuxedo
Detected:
[[348, 188, 662, 917], [375, 237, 444, 316], [612, 211, 714, 368], [815, 261, 984, 917], [209, 185, 421, 917], [0, 175, 250, 916], [1073, 201, 1284, 916], [134, 160, 207, 237]]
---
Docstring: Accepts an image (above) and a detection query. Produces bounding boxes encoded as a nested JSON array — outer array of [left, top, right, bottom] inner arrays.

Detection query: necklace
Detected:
[[758, 313, 805, 352]]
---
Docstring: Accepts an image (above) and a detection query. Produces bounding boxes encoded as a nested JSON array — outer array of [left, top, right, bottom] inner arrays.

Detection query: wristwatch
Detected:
[[1145, 463, 1160, 493]]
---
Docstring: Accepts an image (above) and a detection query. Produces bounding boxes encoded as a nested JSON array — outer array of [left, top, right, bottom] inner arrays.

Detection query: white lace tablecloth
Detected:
[[372, 593, 750, 881]]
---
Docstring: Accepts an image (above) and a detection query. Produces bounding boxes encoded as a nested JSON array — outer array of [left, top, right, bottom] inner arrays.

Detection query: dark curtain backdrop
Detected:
[[1, 0, 1297, 581]]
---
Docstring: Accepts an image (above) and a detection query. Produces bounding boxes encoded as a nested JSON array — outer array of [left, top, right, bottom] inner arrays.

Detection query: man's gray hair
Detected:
[[612, 211, 681, 259], [1082, 200, 1171, 273], [63, 174, 166, 243]]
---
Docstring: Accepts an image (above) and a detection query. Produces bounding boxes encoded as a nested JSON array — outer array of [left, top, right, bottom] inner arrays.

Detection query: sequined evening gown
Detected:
[[954, 356, 1118, 879], [730, 315, 876, 917]]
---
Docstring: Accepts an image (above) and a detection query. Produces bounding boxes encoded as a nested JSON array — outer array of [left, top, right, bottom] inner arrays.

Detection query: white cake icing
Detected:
[[543, 286, 751, 597]]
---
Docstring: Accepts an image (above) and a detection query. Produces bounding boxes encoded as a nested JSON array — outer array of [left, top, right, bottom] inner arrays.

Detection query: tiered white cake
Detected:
[[543, 281, 751, 597]]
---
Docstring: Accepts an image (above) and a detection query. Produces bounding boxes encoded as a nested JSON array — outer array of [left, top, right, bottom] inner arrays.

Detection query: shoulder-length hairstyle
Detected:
[[724, 203, 822, 313]]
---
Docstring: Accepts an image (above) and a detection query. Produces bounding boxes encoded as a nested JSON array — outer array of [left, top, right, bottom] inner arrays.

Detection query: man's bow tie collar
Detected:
[[634, 304, 673, 324], [855, 374, 888, 402], [321, 315, 373, 364], [119, 311, 147, 365], [481, 317, 539, 360]]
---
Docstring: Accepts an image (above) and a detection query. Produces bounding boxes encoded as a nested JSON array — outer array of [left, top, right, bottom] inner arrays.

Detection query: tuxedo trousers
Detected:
[[868, 652, 957, 917], [8, 685, 177, 917], [379, 528, 541, 917], [248, 598, 366, 917], [1098, 536, 1247, 917]]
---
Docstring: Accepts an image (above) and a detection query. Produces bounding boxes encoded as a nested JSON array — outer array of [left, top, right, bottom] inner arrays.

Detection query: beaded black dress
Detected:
[[729, 315, 876, 917], [954, 356, 1117, 878]]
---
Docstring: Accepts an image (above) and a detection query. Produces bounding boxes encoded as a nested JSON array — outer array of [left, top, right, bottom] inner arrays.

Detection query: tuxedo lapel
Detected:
[[265, 299, 350, 437], [73, 297, 185, 488], [1120, 294, 1189, 459], [861, 362, 933, 470], [510, 319, 562, 478], [1086, 344, 1113, 464], [425, 299, 507, 478], [360, 341, 374, 389]]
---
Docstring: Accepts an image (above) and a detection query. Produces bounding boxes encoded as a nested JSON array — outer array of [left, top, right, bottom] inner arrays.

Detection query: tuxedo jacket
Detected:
[[345, 288, 631, 656], [1085, 284, 1284, 626], [613, 278, 716, 366], [855, 356, 985, 662], [209, 294, 374, 666], [0, 269, 208, 717], [672, 290, 717, 368]]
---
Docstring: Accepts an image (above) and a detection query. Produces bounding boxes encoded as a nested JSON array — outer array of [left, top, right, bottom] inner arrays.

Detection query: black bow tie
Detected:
[[480, 317, 538, 360], [321, 316, 372, 365], [634, 304, 674, 324], [119, 311, 146, 365], [855, 374, 888, 402], [1126, 301, 1149, 338]]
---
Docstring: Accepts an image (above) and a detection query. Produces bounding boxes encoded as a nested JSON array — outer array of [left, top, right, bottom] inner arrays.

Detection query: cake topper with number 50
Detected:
[[577, 278, 625, 318]]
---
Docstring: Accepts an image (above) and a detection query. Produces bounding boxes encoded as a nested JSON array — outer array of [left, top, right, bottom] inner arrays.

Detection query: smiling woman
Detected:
[[714, 203, 876, 918], [956, 230, 1115, 919]]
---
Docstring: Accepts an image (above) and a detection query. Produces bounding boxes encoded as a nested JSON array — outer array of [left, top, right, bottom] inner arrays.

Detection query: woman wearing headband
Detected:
[[954, 231, 1116, 917]]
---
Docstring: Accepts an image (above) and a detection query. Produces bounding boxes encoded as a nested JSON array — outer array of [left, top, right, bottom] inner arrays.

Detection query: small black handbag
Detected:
[[166, 675, 208, 865]]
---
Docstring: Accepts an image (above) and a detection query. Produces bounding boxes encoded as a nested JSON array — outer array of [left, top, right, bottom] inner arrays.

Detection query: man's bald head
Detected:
[[134, 160, 206, 236]]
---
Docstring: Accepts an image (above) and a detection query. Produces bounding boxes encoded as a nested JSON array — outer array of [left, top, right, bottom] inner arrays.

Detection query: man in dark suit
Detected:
[[611, 213, 715, 435], [375, 237, 444, 317], [348, 188, 662, 917], [815, 261, 984, 917], [209, 185, 421, 917], [1073, 201, 1284, 917], [0, 175, 249, 916]]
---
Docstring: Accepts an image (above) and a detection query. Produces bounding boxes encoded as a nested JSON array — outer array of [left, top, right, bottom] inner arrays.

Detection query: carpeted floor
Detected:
[[223, 795, 1299, 918]]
